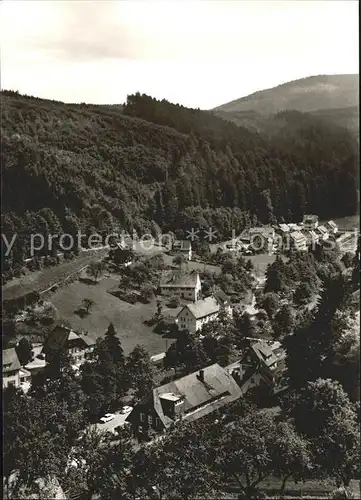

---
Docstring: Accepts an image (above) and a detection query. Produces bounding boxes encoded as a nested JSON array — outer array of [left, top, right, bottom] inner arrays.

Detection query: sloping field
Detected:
[[3, 250, 107, 301], [50, 275, 177, 355]]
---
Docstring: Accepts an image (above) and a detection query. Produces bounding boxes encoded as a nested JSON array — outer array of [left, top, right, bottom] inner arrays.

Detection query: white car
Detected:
[[100, 413, 115, 423], [120, 406, 133, 414]]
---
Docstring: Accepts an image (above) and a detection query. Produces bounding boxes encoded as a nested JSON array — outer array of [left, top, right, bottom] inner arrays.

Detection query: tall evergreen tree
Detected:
[[104, 323, 125, 366], [126, 345, 154, 402]]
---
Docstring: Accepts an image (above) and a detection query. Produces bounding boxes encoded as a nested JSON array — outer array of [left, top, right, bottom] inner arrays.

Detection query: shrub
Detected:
[[294, 282, 313, 305], [141, 285, 155, 303]]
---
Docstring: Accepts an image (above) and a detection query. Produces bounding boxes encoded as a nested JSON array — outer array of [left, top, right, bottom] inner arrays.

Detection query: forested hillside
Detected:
[[1, 90, 358, 275], [215, 106, 359, 138]]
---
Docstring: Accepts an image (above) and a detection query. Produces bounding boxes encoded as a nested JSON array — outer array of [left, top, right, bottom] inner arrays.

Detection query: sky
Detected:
[[0, 0, 358, 109]]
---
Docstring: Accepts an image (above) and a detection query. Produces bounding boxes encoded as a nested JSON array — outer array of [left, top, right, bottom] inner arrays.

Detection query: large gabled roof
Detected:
[[290, 230, 307, 243], [178, 296, 220, 320], [3, 348, 21, 373], [251, 340, 286, 369], [249, 226, 275, 238], [79, 333, 96, 346], [153, 363, 242, 428], [160, 270, 199, 288], [43, 325, 95, 352], [213, 289, 230, 306]]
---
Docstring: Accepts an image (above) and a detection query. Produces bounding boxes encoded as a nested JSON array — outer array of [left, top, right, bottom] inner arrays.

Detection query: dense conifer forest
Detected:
[[1, 90, 358, 269]]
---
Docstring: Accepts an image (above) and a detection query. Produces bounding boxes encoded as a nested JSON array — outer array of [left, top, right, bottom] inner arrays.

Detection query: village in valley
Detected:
[[3, 207, 360, 498], [2, 1, 360, 497]]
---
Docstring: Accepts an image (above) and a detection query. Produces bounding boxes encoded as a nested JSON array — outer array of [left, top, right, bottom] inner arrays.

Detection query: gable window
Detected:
[[140, 412, 145, 423], [148, 415, 153, 425]]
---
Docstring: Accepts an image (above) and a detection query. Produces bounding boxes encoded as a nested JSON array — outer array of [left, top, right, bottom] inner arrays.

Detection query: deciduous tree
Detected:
[[272, 304, 294, 338], [281, 379, 360, 487]]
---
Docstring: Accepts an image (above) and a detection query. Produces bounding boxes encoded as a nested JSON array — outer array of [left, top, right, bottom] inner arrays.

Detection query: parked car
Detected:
[[100, 413, 115, 423], [120, 406, 133, 414]]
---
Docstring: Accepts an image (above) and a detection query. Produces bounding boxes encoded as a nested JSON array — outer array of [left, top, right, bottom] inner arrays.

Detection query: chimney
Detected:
[[197, 369, 205, 383]]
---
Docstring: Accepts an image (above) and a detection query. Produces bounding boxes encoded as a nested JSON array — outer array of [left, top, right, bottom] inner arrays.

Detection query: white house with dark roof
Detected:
[[249, 340, 286, 376], [227, 339, 287, 395], [247, 339, 288, 393], [159, 270, 201, 301], [171, 240, 192, 260], [177, 294, 232, 333], [42, 325, 96, 367], [3, 348, 21, 388], [126, 363, 242, 438]]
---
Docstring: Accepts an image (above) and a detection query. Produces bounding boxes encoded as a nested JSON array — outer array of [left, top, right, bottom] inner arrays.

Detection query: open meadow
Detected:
[[162, 253, 222, 275], [50, 274, 179, 355]]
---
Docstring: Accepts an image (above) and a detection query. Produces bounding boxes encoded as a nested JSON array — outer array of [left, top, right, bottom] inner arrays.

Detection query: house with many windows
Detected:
[[3, 348, 21, 388], [159, 270, 201, 301], [126, 363, 242, 440], [177, 294, 232, 333], [289, 231, 308, 251], [247, 340, 286, 385], [302, 214, 319, 230], [42, 325, 95, 367]]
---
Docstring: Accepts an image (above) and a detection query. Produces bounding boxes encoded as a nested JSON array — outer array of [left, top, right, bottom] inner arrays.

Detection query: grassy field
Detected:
[[247, 253, 285, 277], [2, 241, 165, 302], [162, 253, 222, 275], [50, 274, 179, 355], [3, 248, 108, 301]]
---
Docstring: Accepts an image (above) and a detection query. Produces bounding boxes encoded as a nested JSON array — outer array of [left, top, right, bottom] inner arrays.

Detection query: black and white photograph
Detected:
[[1, 0, 360, 498]]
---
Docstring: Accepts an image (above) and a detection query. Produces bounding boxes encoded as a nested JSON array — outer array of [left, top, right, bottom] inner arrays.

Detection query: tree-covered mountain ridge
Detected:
[[213, 74, 359, 114], [213, 74, 359, 136], [1, 89, 358, 265]]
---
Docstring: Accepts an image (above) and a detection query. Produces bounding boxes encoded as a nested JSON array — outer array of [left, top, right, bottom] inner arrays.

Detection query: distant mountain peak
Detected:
[[213, 74, 359, 115]]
